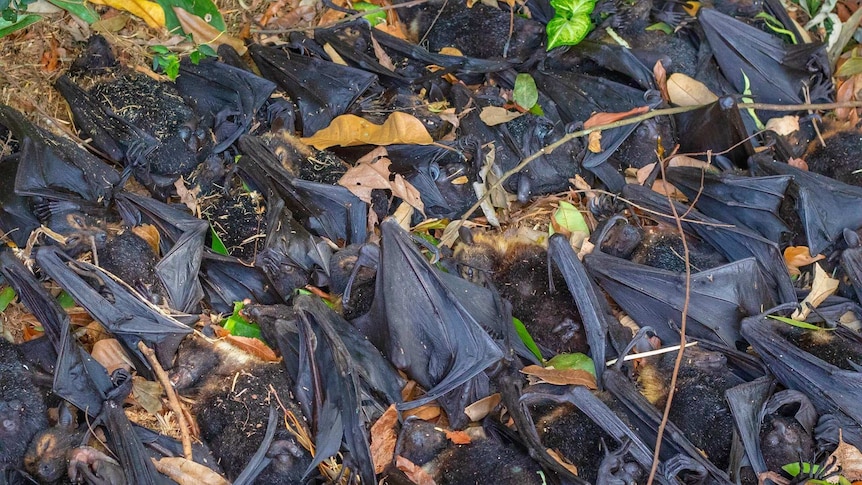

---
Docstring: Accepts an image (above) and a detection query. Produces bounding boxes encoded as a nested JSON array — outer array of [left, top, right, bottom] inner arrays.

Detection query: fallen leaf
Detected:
[[792, 263, 839, 320], [444, 429, 472, 445], [396, 456, 437, 485], [338, 147, 424, 213], [583, 105, 650, 129], [132, 224, 160, 255], [654, 60, 669, 102], [393, 203, 414, 230], [825, 431, 862, 481], [464, 393, 501, 422], [521, 365, 597, 388], [784, 246, 825, 277], [546, 448, 579, 476], [225, 335, 280, 362], [438, 47, 463, 56], [322, 43, 348, 66], [88, 0, 163, 28], [588, 130, 602, 153], [369, 31, 396, 71], [666, 155, 714, 170], [667, 73, 718, 106], [91, 13, 129, 33], [153, 457, 230, 485], [788, 157, 809, 171], [479, 106, 524, 126], [91, 338, 133, 373], [132, 376, 164, 415], [174, 7, 247, 55], [764, 115, 800, 136], [371, 405, 399, 474], [301, 112, 434, 149]]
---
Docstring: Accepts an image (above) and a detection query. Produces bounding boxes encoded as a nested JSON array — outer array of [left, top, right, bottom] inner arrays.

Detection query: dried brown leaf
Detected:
[[132, 376, 164, 415], [654, 60, 669, 102], [792, 263, 839, 320], [784, 246, 825, 277], [369, 31, 396, 71], [464, 393, 501, 422], [301, 113, 433, 149], [521, 365, 597, 388], [825, 431, 862, 481], [444, 430, 472, 445], [588, 131, 602, 153], [584, 105, 650, 129], [173, 7, 247, 55], [91, 338, 133, 373], [546, 448, 579, 476], [396, 456, 437, 485], [322, 43, 348, 66], [764, 115, 800, 136], [667, 73, 718, 106], [371, 405, 399, 474], [479, 106, 523, 126], [225, 335, 280, 362], [153, 457, 230, 485]]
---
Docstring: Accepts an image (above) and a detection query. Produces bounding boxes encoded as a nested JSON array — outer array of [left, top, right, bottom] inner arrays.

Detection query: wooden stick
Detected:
[[137, 341, 193, 460]]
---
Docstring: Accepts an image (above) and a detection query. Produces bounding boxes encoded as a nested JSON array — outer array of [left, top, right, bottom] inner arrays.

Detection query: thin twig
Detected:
[[252, 0, 431, 34], [646, 154, 698, 485], [137, 341, 193, 460], [459, 99, 862, 221]]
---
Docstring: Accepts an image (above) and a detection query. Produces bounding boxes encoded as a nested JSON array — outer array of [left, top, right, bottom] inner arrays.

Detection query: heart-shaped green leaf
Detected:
[[547, 15, 593, 50]]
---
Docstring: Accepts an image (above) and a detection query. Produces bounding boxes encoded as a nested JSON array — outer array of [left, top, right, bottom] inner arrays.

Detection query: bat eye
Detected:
[[178, 126, 192, 141], [429, 162, 441, 180]]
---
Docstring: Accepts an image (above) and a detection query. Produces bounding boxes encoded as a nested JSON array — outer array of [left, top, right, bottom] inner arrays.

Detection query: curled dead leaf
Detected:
[[301, 112, 434, 149], [479, 106, 524, 126], [654, 60, 669, 102], [153, 457, 230, 485], [792, 263, 839, 320], [784, 246, 825, 276], [583, 105, 650, 129], [396, 456, 437, 485], [464, 393, 501, 422], [521, 365, 597, 388], [824, 431, 862, 481], [91, 338, 133, 373], [224, 335, 280, 362], [371, 405, 399, 474], [588, 131, 603, 153], [444, 429, 472, 445], [764, 115, 800, 136]]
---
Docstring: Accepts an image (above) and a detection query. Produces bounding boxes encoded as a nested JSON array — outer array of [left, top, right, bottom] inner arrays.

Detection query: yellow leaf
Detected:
[[791, 263, 839, 320], [88, 0, 164, 28], [667, 73, 718, 106], [784, 246, 824, 276], [174, 7, 247, 55], [588, 131, 603, 153], [300, 112, 434, 149]]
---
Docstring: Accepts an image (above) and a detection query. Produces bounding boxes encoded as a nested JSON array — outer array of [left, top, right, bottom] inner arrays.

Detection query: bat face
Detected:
[[99, 231, 166, 305], [805, 126, 862, 188], [0, 339, 48, 471]]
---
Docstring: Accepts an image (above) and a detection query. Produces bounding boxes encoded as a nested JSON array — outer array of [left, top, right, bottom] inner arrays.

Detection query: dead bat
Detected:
[[665, 166, 791, 243], [671, 97, 755, 169], [585, 250, 773, 348], [0, 155, 40, 248], [366, 219, 504, 425], [246, 296, 404, 484], [238, 134, 367, 245], [622, 183, 796, 304], [749, 156, 862, 255], [35, 246, 193, 380], [114, 192, 208, 313], [698, 7, 832, 107], [248, 44, 377, 136], [170, 335, 313, 484], [740, 309, 862, 449], [543, 40, 658, 91], [174, 57, 276, 152], [0, 104, 119, 205], [200, 252, 283, 315], [0, 338, 48, 473]]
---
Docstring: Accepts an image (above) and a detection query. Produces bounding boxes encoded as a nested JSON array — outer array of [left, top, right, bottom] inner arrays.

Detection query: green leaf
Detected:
[[781, 461, 820, 477], [767, 314, 836, 331], [0, 0, 10, 11], [0, 13, 39, 38], [549, 200, 589, 236], [222, 301, 261, 339], [56, 291, 76, 309], [197, 43, 217, 57], [739, 70, 764, 130], [513, 317, 543, 362], [547, 15, 593, 50], [645, 21, 673, 34], [150, 44, 170, 54], [546, 352, 596, 376], [528, 103, 544, 116], [46, 0, 99, 23], [837, 56, 862, 77], [353, 1, 386, 26], [549, 0, 595, 18], [153, 0, 224, 36], [513, 73, 539, 111], [0, 287, 16, 312], [755, 12, 796, 44], [210, 226, 229, 255]]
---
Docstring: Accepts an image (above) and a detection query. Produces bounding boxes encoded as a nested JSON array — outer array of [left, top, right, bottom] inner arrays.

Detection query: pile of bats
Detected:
[[2, 0, 862, 483]]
